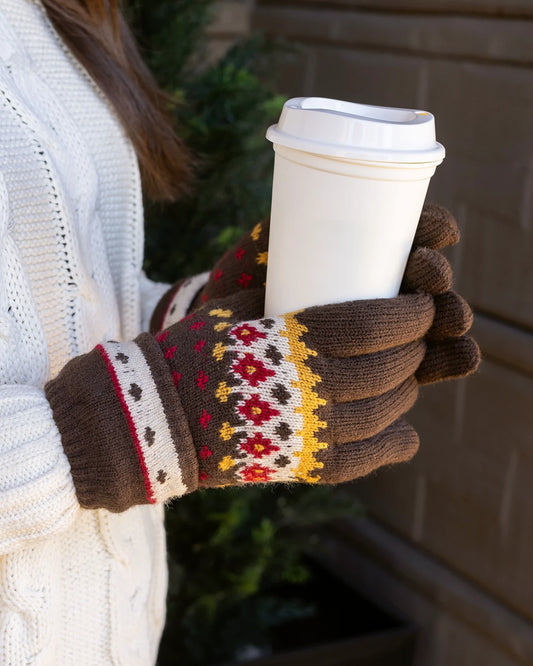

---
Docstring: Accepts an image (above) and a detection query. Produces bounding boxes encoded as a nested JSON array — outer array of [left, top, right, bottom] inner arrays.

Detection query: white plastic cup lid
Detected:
[[266, 97, 445, 164]]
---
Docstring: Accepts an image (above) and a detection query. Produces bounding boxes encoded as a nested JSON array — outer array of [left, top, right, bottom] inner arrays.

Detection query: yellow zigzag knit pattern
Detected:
[[281, 313, 328, 482]]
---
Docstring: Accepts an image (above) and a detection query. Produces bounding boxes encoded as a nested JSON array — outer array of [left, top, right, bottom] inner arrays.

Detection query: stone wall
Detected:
[[251, 1, 533, 664]]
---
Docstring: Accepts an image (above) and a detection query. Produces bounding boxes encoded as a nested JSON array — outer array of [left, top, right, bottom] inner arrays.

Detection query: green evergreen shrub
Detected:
[[159, 486, 361, 665], [129, 0, 286, 280]]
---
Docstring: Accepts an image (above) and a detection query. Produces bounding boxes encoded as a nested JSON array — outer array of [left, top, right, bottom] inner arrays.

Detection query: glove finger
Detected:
[[415, 203, 460, 250], [402, 247, 452, 295], [428, 291, 474, 341], [416, 336, 481, 385], [316, 418, 419, 484], [315, 340, 425, 401], [325, 377, 418, 444], [296, 293, 435, 357], [196, 219, 270, 306]]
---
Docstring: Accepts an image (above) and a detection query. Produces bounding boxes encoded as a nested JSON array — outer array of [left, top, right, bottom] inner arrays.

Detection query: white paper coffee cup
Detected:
[[264, 97, 445, 317]]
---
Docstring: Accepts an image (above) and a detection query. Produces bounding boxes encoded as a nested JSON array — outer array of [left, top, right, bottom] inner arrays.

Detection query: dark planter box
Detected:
[[223, 562, 417, 666]]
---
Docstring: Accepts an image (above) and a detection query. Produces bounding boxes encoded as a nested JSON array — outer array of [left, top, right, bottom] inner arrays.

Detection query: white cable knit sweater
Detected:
[[0, 0, 200, 662]]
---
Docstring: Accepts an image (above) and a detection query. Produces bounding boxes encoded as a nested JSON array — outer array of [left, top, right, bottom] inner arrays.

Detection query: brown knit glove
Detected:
[[46, 204, 479, 512], [401, 203, 480, 383], [150, 220, 269, 335], [46, 288, 435, 511], [193, 220, 270, 307]]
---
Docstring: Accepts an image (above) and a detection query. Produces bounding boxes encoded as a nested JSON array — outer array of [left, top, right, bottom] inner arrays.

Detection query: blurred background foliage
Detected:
[[129, 0, 286, 280], [159, 486, 361, 665], [127, 1, 362, 663]]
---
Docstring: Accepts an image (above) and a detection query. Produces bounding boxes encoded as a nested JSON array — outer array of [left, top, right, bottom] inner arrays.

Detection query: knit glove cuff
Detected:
[[45, 334, 198, 511], [149, 272, 209, 335]]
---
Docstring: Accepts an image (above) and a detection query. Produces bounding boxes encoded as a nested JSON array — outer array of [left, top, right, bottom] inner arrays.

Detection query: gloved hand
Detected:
[[149, 203, 479, 386], [191, 220, 270, 308], [150, 220, 269, 334], [47, 286, 437, 512], [48, 203, 479, 512]]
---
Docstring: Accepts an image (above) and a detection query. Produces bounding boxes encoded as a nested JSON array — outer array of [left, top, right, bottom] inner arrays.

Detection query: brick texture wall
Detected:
[[251, 1, 533, 664]]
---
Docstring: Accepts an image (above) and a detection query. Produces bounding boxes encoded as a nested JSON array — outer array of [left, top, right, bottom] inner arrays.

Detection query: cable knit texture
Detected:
[[0, 1, 199, 663]]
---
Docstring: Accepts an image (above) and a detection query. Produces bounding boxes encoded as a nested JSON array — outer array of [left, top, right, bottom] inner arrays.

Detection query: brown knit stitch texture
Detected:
[[46, 335, 198, 511], [402, 202, 480, 383], [413, 202, 460, 250], [45, 346, 149, 512]]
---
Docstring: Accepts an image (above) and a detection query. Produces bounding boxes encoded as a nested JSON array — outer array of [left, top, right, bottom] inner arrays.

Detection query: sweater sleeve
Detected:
[[0, 384, 79, 555], [138, 271, 171, 333], [0, 173, 79, 554]]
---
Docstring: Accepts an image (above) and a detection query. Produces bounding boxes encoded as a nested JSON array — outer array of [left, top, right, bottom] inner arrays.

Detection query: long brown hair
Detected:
[[41, 0, 191, 201]]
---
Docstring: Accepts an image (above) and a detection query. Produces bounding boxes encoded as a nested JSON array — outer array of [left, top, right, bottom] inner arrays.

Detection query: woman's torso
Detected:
[[0, 1, 167, 663]]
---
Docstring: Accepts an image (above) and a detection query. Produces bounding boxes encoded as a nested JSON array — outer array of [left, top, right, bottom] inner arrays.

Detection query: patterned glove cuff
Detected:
[[46, 334, 198, 512], [149, 272, 210, 335]]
